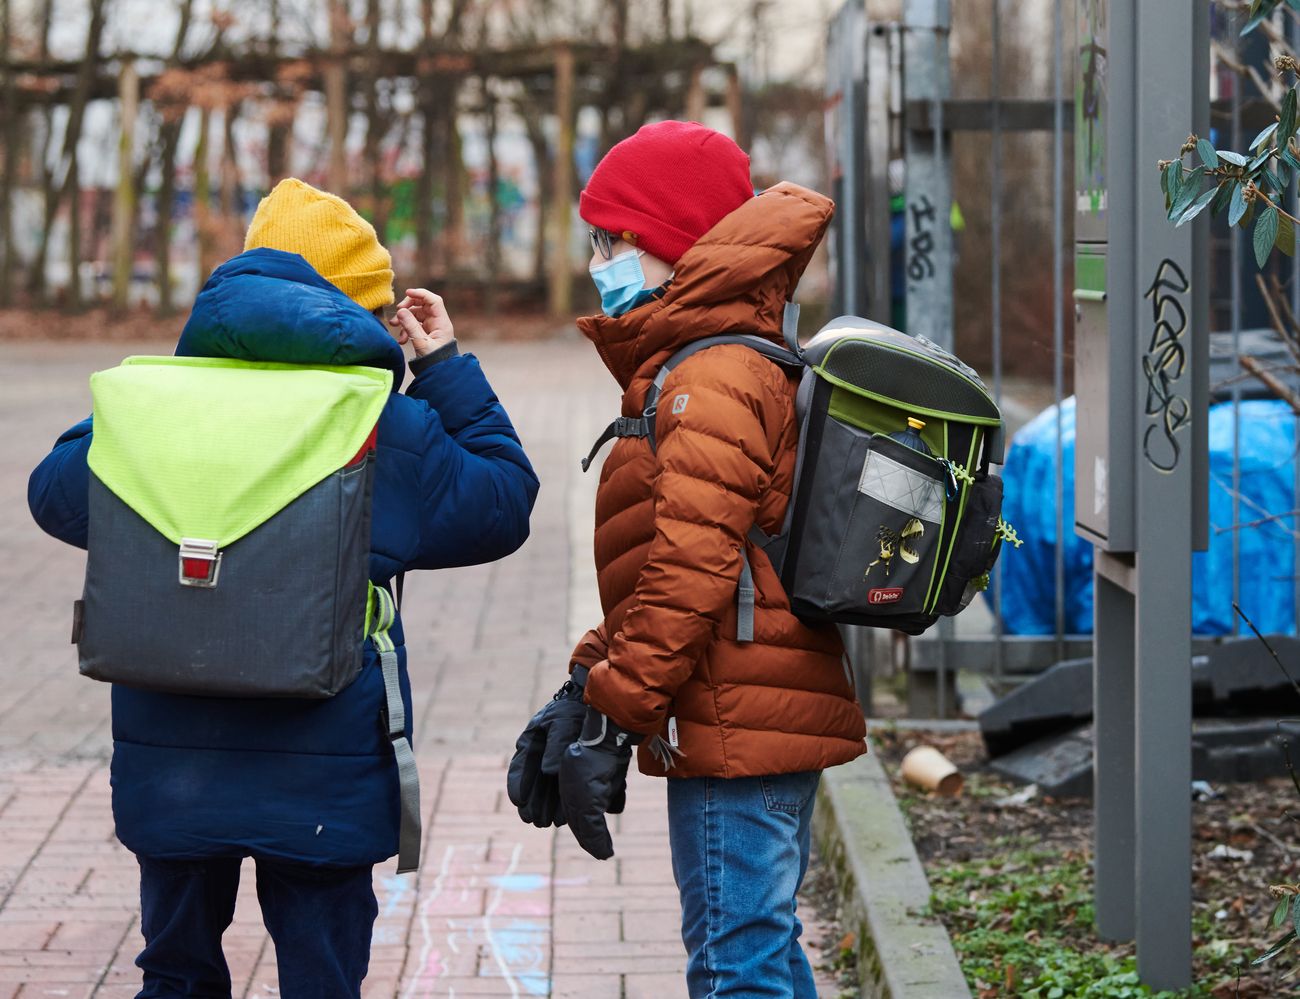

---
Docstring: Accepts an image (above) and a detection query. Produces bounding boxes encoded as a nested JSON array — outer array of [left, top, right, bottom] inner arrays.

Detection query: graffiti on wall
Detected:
[[1141, 257, 1191, 473]]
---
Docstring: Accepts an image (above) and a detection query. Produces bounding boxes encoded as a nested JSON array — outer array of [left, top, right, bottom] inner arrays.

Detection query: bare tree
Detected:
[[0, 0, 17, 305], [483, 84, 501, 313], [110, 60, 139, 312], [64, 0, 109, 310], [194, 105, 214, 281], [25, 0, 56, 300], [29, 0, 108, 305], [520, 99, 553, 288], [363, 0, 390, 239], [220, 99, 243, 246], [265, 0, 289, 181], [0, 0, 739, 314], [325, 0, 349, 194], [155, 0, 196, 315]]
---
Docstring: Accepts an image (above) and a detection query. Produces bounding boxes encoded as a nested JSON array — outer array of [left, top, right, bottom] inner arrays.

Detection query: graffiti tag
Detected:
[[1141, 258, 1191, 472], [907, 195, 937, 281]]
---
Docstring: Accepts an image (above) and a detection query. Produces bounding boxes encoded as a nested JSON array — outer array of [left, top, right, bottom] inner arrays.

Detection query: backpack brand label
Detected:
[[868, 587, 905, 606]]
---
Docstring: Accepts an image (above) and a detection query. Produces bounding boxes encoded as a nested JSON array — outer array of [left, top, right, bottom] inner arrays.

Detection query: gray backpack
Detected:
[[582, 308, 1017, 637], [74, 356, 421, 872]]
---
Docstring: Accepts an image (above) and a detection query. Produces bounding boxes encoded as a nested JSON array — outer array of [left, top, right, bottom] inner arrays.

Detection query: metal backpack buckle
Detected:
[[178, 538, 222, 588]]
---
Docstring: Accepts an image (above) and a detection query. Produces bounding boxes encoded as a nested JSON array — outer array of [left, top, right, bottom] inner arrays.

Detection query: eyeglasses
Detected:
[[588, 227, 616, 260]]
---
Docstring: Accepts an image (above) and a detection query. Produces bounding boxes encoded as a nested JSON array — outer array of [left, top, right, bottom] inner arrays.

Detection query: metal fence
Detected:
[[825, 0, 1300, 719]]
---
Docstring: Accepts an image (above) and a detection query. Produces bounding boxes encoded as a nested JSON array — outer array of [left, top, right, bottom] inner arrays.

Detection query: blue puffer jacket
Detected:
[[27, 249, 539, 867]]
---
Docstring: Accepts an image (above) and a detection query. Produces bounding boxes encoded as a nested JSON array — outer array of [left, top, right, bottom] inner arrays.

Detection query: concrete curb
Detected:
[[814, 750, 971, 999]]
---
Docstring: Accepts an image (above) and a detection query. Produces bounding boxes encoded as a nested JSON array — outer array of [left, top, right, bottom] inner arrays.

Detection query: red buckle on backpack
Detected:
[[178, 539, 222, 588], [346, 426, 379, 467]]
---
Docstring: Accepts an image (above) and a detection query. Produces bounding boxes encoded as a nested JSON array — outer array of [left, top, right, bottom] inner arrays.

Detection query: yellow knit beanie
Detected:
[[244, 178, 395, 312]]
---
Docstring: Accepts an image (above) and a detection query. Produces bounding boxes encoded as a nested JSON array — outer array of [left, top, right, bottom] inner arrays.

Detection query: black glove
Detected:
[[558, 706, 640, 860], [507, 668, 588, 828]]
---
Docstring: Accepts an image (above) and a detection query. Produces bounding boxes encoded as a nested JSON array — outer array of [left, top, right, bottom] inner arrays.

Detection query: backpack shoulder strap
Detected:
[[782, 301, 802, 355], [368, 583, 421, 874], [644, 331, 803, 646], [579, 332, 803, 472], [642, 334, 804, 448]]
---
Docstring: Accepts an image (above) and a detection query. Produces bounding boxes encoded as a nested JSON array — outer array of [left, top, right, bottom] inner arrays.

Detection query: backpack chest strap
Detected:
[[580, 416, 652, 472]]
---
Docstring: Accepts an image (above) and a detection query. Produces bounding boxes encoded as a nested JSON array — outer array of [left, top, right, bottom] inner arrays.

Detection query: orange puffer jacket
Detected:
[[572, 182, 868, 780]]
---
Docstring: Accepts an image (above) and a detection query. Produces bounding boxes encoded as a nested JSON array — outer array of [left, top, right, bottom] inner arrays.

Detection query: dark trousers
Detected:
[[135, 855, 378, 999]]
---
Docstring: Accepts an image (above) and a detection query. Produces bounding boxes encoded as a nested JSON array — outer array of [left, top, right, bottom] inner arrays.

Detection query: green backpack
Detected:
[[583, 310, 1019, 637]]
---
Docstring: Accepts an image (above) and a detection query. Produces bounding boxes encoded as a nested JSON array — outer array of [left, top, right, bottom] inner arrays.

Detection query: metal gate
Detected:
[[826, 0, 1300, 716]]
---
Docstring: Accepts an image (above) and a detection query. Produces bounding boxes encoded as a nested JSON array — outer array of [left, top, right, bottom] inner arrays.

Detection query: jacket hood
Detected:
[[576, 182, 834, 410], [176, 248, 406, 386]]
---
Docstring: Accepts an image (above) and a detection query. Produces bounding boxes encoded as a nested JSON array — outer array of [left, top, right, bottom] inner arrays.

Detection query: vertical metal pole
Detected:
[[935, 34, 949, 720], [1231, 22, 1243, 635], [903, 0, 953, 716], [991, 1, 1003, 404], [1085, 0, 1138, 953], [991, 0, 1005, 694], [1131, 0, 1198, 983], [902, 0, 953, 350], [1292, 5, 1300, 634], [1093, 564, 1136, 939], [825, 3, 865, 316], [1085, 0, 1203, 987], [865, 23, 895, 325], [1053, 0, 1067, 662]]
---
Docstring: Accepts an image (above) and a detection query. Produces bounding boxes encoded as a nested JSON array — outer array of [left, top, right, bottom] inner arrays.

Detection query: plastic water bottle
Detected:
[[888, 417, 932, 457]]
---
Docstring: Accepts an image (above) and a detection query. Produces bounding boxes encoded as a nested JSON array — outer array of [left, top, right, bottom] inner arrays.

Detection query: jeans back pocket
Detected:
[[760, 771, 822, 814]]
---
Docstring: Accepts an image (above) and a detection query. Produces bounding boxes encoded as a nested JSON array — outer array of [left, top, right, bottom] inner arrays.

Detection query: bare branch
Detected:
[[1256, 272, 1300, 368], [1233, 603, 1300, 702], [1242, 352, 1300, 416], [1213, 508, 1300, 537]]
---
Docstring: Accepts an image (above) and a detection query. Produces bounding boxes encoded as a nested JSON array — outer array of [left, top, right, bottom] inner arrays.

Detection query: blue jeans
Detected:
[[667, 770, 822, 998], [134, 855, 377, 998]]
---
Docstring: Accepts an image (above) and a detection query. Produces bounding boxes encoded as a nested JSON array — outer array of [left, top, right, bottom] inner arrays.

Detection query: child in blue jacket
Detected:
[[27, 178, 539, 998]]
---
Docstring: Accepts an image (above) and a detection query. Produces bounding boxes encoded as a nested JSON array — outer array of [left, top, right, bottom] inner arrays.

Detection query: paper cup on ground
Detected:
[[900, 746, 963, 796]]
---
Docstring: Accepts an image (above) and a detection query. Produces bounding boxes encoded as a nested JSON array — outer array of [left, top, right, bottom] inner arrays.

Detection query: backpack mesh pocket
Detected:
[[935, 472, 1004, 616]]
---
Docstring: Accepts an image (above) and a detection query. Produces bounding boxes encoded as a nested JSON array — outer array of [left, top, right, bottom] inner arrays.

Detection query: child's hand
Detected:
[[390, 288, 455, 357]]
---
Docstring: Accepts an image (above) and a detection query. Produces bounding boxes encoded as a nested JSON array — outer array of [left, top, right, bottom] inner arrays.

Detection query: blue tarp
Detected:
[[999, 396, 1298, 635]]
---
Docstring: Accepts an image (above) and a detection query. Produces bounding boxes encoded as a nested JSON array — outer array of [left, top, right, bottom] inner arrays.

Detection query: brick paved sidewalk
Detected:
[[0, 337, 839, 999]]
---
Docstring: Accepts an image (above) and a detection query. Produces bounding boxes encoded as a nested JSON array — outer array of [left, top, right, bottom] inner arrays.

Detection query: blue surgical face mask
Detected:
[[590, 249, 650, 318]]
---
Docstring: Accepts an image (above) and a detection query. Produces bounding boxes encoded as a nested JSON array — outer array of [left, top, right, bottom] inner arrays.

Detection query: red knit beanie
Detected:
[[579, 120, 754, 266]]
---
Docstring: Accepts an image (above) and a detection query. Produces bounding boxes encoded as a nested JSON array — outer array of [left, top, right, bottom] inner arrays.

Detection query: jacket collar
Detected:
[[577, 182, 833, 412], [175, 248, 406, 386]]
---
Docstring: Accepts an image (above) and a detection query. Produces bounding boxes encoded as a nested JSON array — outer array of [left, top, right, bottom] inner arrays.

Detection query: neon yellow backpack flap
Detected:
[[78, 356, 392, 698]]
